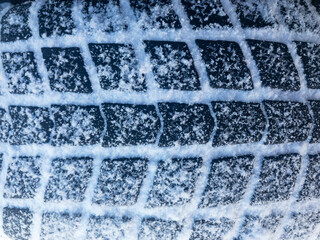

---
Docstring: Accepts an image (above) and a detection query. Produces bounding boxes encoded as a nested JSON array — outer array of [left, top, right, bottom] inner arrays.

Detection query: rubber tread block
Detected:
[[181, 0, 232, 29], [200, 155, 254, 208], [158, 102, 214, 147], [38, 0, 75, 38], [44, 157, 93, 202], [212, 101, 266, 146], [2, 51, 43, 94], [130, 0, 181, 29], [51, 105, 104, 146], [263, 101, 312, 145], [251, 153, 301, 204], [146, 157, 202, 207], [102, 103, 160, 147], [9, 106, 53, 145], [1, 3, 32, 42], [247, 40, 300, 91], [144, 41, 201, 91], [89, 43, 146, 91], [42, 47, 92, 93], [92, 158, 148, 206]]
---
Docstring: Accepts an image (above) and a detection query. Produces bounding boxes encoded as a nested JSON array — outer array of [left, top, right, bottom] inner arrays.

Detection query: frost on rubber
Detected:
[[0, 0, 319, 240]]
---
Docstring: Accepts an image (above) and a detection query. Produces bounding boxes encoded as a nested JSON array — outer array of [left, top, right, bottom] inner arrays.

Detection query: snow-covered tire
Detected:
[[0, 0, 320, 239]]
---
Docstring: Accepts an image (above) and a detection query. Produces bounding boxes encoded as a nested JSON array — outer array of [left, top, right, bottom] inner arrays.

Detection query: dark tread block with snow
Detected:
[[130, 0, 181, 30], [299, 154, 320, 201], [190, 218, 234, 240], [9, 106, 54, 145], [279, 0, 320, 33], [89, 43, 146, 91], [38, 0, 75, 38], [196, 40, 253, 90], [263, 101, 312, 145], [158, 102, 214, 147], [51, 105, 104, 146], [212, 101, 266, 146], [87, 215, 132, 240], [199, 155, 254, 208], [1, 3, 32, 42], [0, 154, 3, 171], [251, 153, 301, 205], [146, 157, 202, 207], [312, 0, 320, 13], [93, 158, 148, 206], [281, 211, 320, 240], [247, 40, 300, 91], [0, 109, 11, 143], [81, 0, 127, 34], [235, 213, 283, 240], [138, 218, 182, 240], [295, 41, 320, 89], [231, 0, 277, 28], [3, 207, 33, 240], [181, 0, 232, 29], [144, 41, 201, 91], [4, 156, 41, 199], [41, 212, 82, 240], [41, 47, 92, 93], [309, 101, 320, 143], [102, 103, 160, 147], [44, 157, 93, 202], [2, 51, 43, 94]]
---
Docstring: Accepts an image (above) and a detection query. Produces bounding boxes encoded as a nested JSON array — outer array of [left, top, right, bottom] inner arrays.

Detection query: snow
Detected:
[[38, 0, 75, 38], [144, 41, 201, 90], [44, 157, 93, 202], [102, 103, 160, 147], [2, 207, 33, 240], [146, 157, 202, 207], [236, 213, 283, 240], [190, 217, 234, 240], [181, 0, 232, 30], [231, 0, 278, 29], [2, 51, 43, 94], [92, 158, 148, 206], [196, 40, 253, 90], [0, 0, 318, 239], [130, 0, 182, 30], [40, 212, 82, 240], [280, 211, 320, 240], [211, 102, 266, 146], [1, 3, 32, 42], [86, 215, 133, 240], [247, 39, 301, 91], [89, 43, 146, 91], [251, 154, 301, 205], [81, 0, 127, 34], [4, 156, 41, 199], [51, 105, 104, 146], [9, 106, 53, 145], [299, 153, 320, 201], [278, 0, 320, 34], [138, 217, 182, 240], [199, 155, 254, 208]]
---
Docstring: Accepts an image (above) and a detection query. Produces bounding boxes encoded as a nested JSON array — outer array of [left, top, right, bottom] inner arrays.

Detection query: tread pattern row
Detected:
[[1, 41, 320, 93], [0, 101, 317, 147], [1, 152, 320, 239]]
